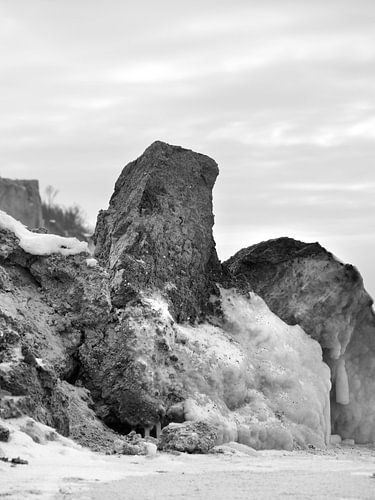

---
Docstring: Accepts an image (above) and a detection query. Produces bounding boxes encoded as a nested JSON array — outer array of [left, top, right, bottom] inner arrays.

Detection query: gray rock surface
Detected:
[[158, 421, 218, 453], [0, 178, 44, 228], [0, 228, 122, 452], [0, 423, 9, 442], [94, 141, 222, 322], [225, 237, 375, 444]]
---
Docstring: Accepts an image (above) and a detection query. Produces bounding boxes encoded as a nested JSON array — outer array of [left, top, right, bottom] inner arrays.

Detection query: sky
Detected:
[[1, 0, 375, 296]]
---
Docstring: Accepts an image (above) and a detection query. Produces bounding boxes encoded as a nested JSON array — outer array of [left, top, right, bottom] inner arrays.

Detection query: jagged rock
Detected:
[[50, 382, 124, 453], [158, 421, 218, 453], [0, 424, 10, 442], [0, 227, 120, 451], [94, 141, 222, 322], [225, 237, 375, 444], [0, 178, 44, 228]]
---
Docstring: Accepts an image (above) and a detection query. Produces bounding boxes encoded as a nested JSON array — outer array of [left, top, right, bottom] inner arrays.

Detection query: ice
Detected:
[[170, 288, 332, 449], [0, 210, 88, 256], [336, 357, 350, 405], [86, 257, 98, 267]]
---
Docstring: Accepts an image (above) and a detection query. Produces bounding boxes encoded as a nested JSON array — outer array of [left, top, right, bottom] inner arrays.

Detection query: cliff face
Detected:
[[94, 141, 222, 322], [225, 237, 375, 444], [0, 178, 44, 228]]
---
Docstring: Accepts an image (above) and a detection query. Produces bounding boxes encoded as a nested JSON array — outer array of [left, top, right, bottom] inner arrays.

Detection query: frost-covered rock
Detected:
[[119, 431, 157, 455], [93, 141, 222, 322], [80, 286, 331, 450], [226, 237, 375, 444], [0, 226, 120, 452], [158, 421, 218, 453]]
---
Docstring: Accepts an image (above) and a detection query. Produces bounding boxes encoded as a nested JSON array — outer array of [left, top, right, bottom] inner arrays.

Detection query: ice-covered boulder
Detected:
[[80, 286, 331, 450], [0, 178, 44, 228], [93, 141, 222, 322], [225, 237, 375, 444]]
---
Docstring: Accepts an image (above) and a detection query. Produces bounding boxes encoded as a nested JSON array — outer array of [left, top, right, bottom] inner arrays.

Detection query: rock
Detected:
[[119, 431, 156, 455], [11, 457, 28, 465], [2, 143, 375, 455], [50, 382, 125, 453], [225, 237, 375, 444], [94, 141, 222, 322], [158, 421, 218, 453], [330, 434, 342, 445], [0, 178, 44, 228], [0, 424, 10, 442], [342, 438, 355, 446], [211, 442, 258, 456]]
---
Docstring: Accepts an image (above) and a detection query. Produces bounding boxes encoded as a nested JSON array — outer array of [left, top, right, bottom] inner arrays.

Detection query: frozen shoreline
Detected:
[[0, 419, 374, 500]]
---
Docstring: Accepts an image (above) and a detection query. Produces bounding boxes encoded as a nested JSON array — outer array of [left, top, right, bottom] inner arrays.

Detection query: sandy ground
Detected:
[[0, 419, 374, 499]]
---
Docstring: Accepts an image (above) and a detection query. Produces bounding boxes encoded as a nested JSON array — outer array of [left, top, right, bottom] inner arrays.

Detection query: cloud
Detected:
[[1, 0, 375, 295]]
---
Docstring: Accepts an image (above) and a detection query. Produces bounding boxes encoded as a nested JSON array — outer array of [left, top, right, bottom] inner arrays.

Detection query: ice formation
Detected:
[[144, 288, 332, 449], [335, 358, 349, 405], [0, 210, 88, 256]]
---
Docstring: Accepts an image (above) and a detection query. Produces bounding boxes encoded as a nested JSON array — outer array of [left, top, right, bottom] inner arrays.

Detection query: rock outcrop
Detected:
[[94, 141, 222, 322], [0, 178, 44, 228], [0, 228, 121, 452], [1, 142, 374, 454], [80, 144, 331, 449], [225, 237, 375, 444]]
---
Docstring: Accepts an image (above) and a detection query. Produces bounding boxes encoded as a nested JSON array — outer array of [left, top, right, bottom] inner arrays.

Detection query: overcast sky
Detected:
[[1, 0, 375, 296]]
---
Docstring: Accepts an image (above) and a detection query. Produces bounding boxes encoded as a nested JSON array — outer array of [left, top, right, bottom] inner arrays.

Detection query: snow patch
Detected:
[[143, 293, 174, 323], [0, 210, 88, 256], [86, 257, 98, 268]]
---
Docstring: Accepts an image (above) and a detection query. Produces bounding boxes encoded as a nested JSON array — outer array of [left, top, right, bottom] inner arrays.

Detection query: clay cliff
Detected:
[[0, 178, 44, 228], [0, 142, 374, 454]]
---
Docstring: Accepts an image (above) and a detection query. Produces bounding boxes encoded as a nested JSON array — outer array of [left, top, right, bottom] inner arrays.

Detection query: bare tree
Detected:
[[44, 185, 59, 207]]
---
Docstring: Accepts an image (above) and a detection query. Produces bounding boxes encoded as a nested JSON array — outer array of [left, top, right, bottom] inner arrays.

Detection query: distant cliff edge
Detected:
[[0, 177, 44, 228]]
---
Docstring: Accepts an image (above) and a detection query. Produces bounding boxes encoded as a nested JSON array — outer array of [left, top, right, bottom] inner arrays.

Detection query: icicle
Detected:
[[324, 390, 331, 445], [155, 421, 162, 438], [336, 357, 349, 405]]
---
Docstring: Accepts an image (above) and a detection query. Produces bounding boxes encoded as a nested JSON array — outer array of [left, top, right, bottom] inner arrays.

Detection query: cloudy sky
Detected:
[[1, 0, 375, 295]]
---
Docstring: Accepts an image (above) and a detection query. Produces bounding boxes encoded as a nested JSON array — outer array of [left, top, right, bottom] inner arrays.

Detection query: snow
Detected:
[[0, 346, 24, 373], [143, 293, 174, 323], [0, 210, 88, 256], [169, 288, 332, 449], [1, 417, 375, 500], [86, 258, 98, 267]]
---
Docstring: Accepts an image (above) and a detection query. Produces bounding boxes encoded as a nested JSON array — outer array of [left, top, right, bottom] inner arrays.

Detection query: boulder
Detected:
[[0, 424, 10, 442], [225, 237, 375, 444], [0, 178, 44, 228], [158, 421, 218, 453], [93, 141, 222, 322]]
